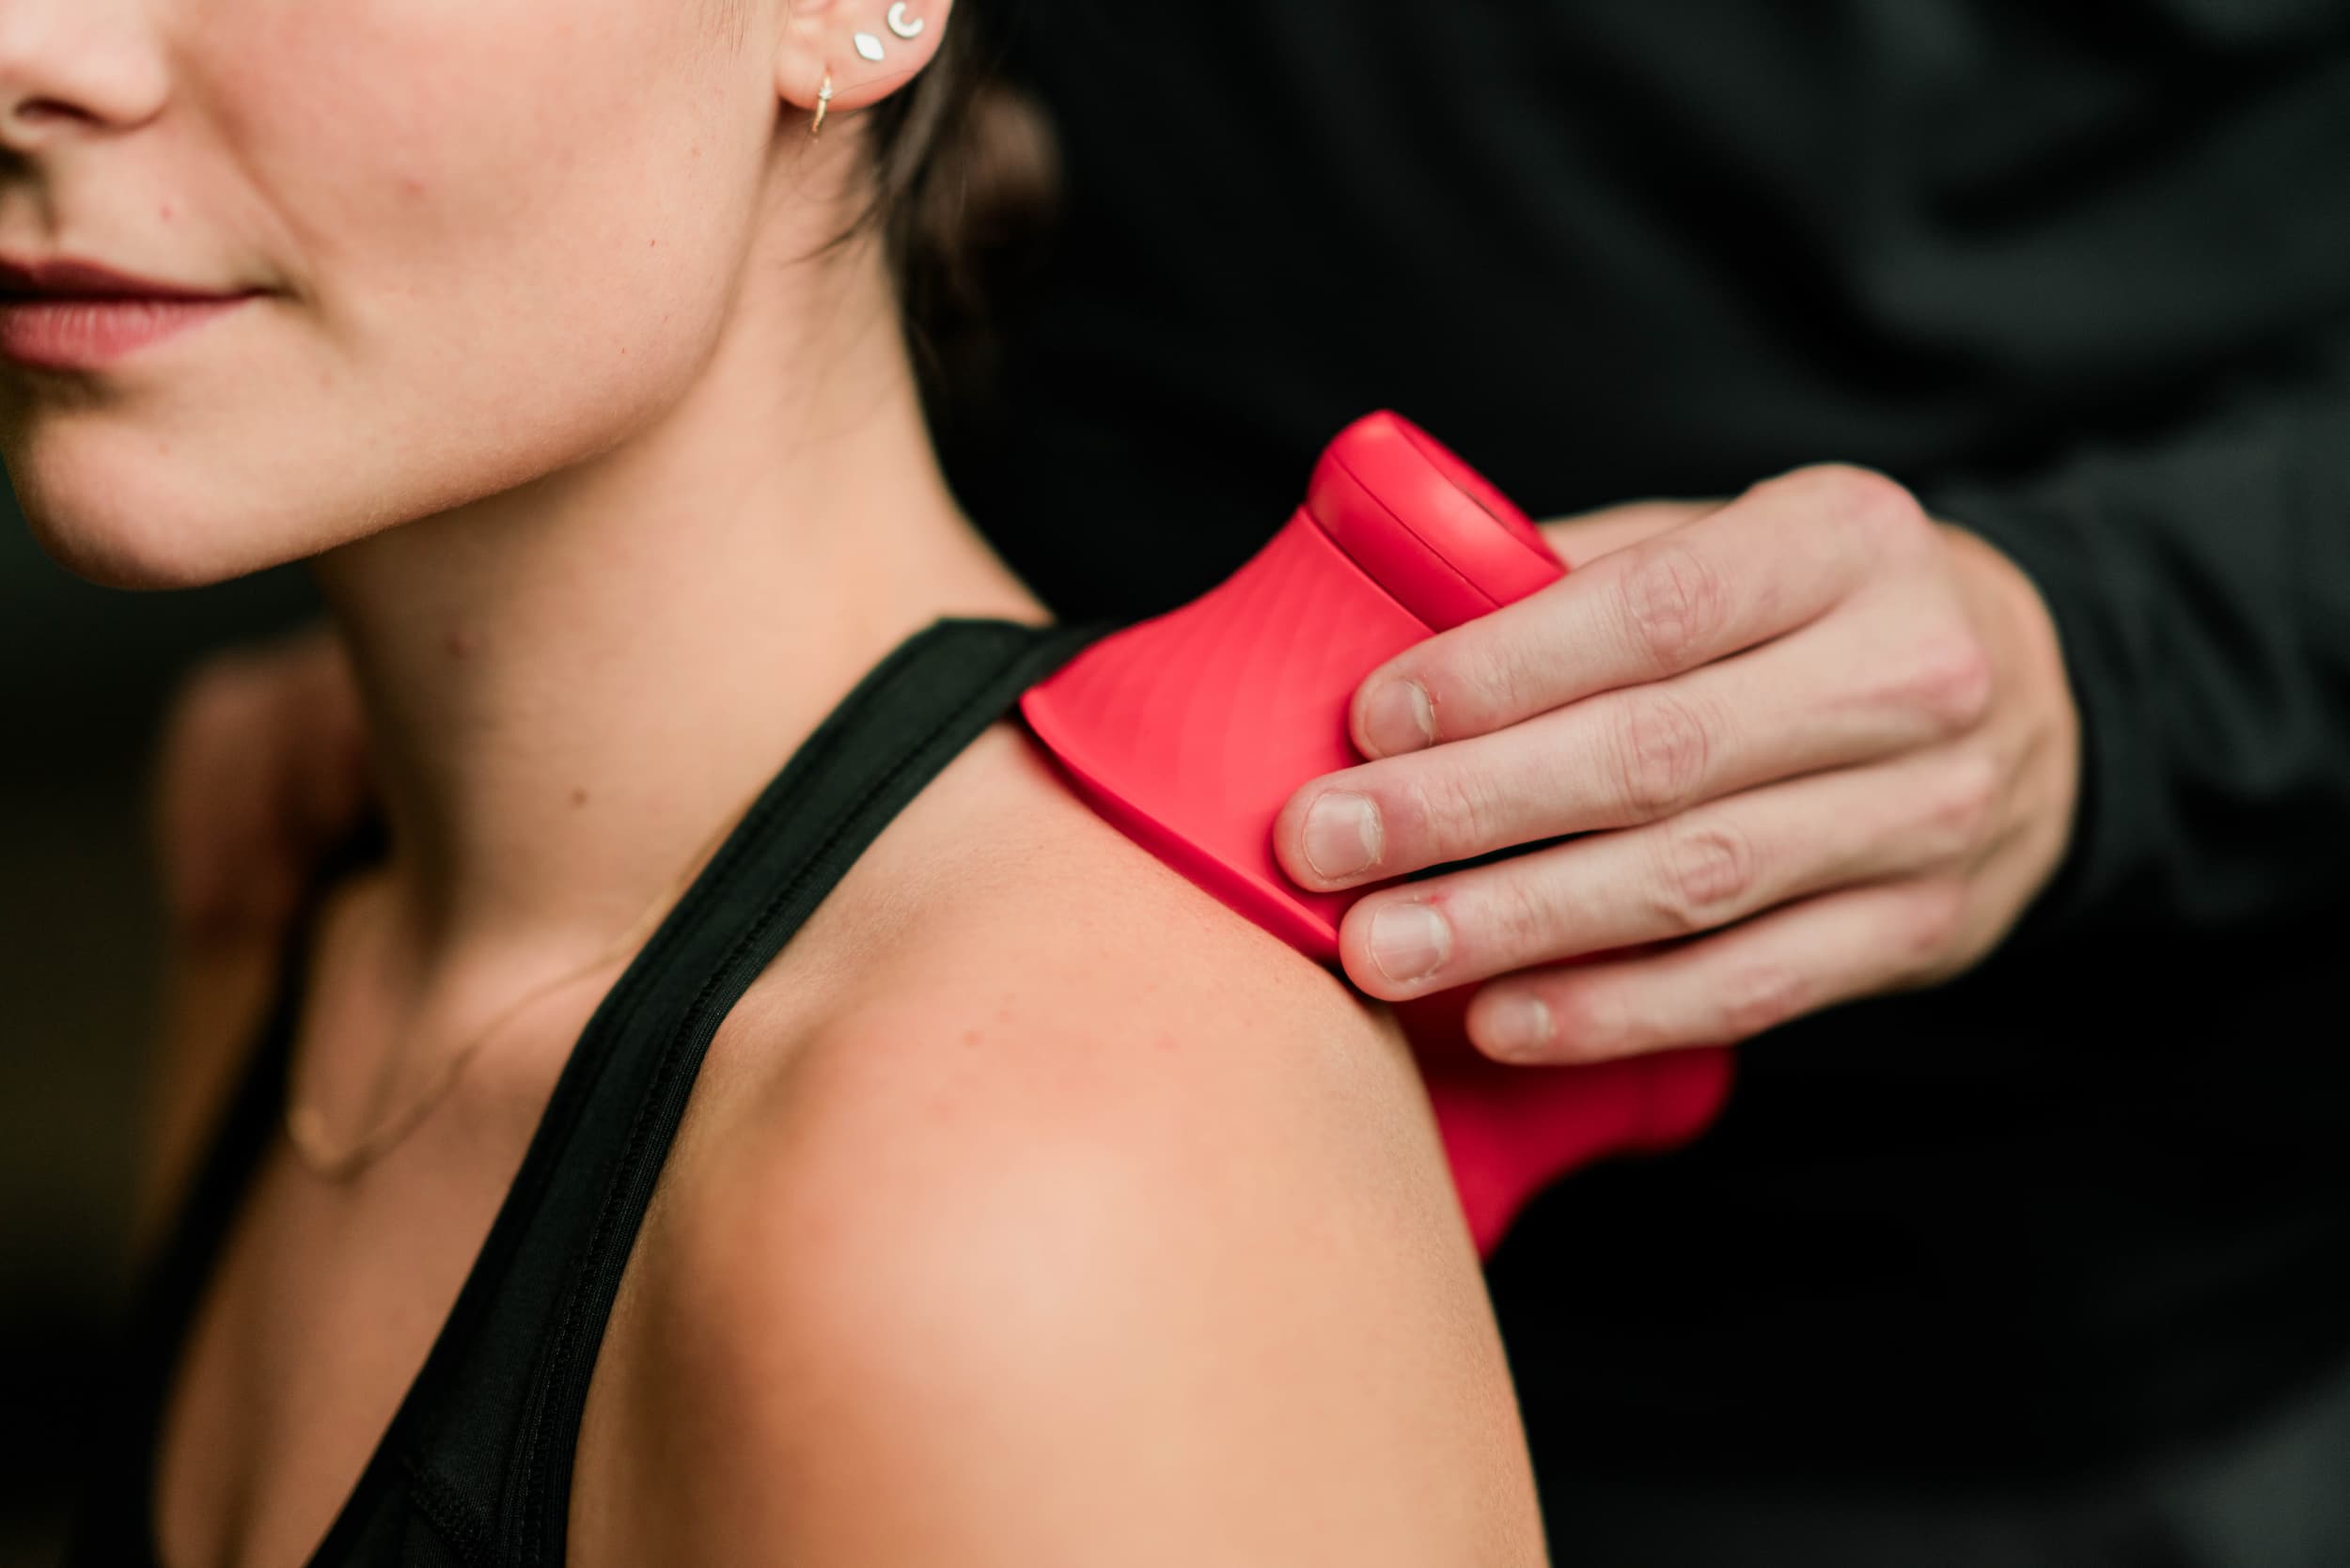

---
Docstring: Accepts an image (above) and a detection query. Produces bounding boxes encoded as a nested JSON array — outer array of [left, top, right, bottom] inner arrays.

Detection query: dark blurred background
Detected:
[[0, 481, 316, 1566]]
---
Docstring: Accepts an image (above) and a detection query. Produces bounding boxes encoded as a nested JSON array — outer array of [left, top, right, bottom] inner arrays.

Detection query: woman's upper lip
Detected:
[[0, 256, 244, 301]]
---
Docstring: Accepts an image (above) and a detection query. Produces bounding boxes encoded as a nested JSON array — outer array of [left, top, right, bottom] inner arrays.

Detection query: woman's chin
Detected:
[[9, 454, 318, 591], [22, 510, 253, 590]]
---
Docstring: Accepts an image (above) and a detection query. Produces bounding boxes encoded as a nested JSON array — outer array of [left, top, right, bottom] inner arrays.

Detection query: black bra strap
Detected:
[[363, 616, 1110, 1565]]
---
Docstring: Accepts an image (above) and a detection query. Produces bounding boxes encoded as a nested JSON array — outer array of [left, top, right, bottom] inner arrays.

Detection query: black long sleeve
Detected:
[[1924, 328, 2350, 940], [966, 3, 2350, 960]]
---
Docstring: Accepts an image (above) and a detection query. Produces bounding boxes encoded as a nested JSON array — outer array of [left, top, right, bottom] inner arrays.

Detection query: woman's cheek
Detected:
[[9, 0, 770, 588], [173, 0, 755, 522]]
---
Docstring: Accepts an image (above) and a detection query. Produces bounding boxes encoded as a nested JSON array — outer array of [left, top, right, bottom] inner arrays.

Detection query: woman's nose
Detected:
[[0, 0, 167, 154]]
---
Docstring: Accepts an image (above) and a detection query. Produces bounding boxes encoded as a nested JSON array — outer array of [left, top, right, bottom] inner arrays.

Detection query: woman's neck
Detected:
[[309, 252, 1044, 975]]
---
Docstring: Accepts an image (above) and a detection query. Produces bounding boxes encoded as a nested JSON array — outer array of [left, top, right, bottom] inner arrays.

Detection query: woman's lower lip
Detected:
[[0, 293, 254, 370]]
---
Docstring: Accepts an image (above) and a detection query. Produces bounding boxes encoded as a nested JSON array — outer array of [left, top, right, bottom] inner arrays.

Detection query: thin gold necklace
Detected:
[[283, 777, 768, 1183]]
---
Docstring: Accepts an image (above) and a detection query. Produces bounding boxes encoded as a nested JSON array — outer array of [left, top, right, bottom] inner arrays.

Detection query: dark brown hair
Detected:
[[848, 6, 1058, 377]]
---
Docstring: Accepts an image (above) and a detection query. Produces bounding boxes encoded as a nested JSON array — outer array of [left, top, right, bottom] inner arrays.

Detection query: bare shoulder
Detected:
[[583, 724, 1545, 1566]]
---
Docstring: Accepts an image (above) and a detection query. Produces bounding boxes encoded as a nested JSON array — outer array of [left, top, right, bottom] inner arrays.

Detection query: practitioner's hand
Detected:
[[151, 623, 371, 942], [1273, 465, 2081, 1064]]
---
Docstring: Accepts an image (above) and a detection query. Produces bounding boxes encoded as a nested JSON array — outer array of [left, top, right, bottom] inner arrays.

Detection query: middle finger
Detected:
[[1280, 604, 1966, 889]]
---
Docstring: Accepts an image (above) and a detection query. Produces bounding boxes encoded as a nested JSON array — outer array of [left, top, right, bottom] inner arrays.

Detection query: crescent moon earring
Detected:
[[886, 4, 926, 39]]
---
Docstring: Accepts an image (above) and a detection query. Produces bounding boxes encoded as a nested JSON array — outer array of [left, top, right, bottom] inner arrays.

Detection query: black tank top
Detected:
[[69, 616, 1110, 1568]]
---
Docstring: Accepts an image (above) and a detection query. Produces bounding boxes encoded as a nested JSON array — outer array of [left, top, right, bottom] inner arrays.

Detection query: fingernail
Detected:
[[1370, 902, 1451, 984], [1484, 996, 1555, 1059], [1303, 791, 1382, 881], [1363, 679, 1436, 757]]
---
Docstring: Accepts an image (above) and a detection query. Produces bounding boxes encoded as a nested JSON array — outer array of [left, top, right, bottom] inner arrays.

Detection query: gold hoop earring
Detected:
[[809, 71, 834, 139]]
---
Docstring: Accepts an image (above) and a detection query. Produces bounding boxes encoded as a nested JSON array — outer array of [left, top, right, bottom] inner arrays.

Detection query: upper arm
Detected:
[[603, 841, 1546, 1566]]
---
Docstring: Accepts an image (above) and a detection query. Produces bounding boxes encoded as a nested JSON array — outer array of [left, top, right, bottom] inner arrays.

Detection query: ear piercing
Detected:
[[809, 71, 834, 138], [854, 4, 924, 63], [833, 5, 923, 112]]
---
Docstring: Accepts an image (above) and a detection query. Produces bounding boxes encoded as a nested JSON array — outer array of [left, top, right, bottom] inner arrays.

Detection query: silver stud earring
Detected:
[[885, 3, 926, 39], [853, 31, 885, 61]]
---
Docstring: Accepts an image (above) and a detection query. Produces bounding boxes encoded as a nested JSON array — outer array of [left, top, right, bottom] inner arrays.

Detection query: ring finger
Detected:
[[1339, 744, 1996, 997]]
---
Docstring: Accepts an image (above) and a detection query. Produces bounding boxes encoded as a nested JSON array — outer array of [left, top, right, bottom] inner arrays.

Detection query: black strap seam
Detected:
[[366, 622, 982, 1562], [513, 619, 1099, 1563], [402, 621, 972, 1439], [516, 626, 1005, 1560], [400, 1450, 496, 1568], [508, 622, 970, 1560]]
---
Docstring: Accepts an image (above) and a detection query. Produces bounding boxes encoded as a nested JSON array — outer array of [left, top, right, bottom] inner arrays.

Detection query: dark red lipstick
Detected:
[[0, 257, 257, 370]]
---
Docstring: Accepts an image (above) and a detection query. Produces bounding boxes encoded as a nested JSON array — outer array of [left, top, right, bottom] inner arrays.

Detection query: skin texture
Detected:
[[1272, 473, 2082, 1065], [575, 728, 1543, 1568], [2, 1, 1544, 1564]]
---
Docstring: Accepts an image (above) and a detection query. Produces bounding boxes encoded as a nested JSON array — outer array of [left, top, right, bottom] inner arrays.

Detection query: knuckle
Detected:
[[1617, 540, 1734, 672], [1900, 882, 1971, 967], [1608, 688, 1715, 819], [1397, 763, 1507, 866], [1483, 873, 1561, 964], [1908, 629, 1996, 734], [1652, 819, 1761, 933], [1800, 463, 1931, 556], [1716, 961, 1810, 1042], [1442, 629, 1545, 733], [1544, 980, 1629, 1062], [1926, 754, 2003, 862]]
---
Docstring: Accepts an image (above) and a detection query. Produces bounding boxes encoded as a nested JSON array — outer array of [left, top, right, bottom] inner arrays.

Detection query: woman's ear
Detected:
[[775, 0, 955, 125]]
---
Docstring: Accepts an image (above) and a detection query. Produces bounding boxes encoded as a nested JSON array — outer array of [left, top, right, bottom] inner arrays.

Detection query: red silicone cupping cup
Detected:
[[1020, 412, 1733, 1255]]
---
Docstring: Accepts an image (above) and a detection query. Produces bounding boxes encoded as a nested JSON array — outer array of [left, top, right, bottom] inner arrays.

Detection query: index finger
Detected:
[[1350, 464, 1910, 758]]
